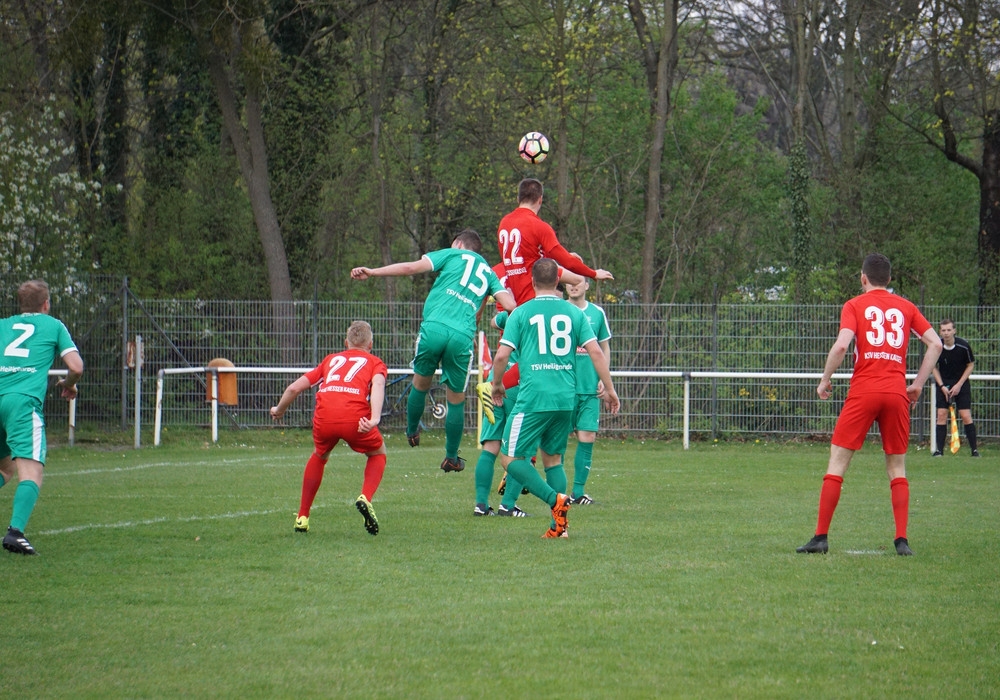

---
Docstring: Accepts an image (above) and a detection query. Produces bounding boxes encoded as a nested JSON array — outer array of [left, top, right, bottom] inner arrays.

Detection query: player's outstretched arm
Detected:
[[495, 290, 516, 313], [359, 374, 386, 433], [559, 268, 585, 286], [351, 258, 432, 280], [271, 375, 311, 421], [907, 328, 943, 403]]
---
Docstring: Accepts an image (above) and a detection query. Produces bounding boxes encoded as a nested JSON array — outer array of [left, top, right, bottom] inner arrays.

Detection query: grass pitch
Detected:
[[2, 431, 997, 699]]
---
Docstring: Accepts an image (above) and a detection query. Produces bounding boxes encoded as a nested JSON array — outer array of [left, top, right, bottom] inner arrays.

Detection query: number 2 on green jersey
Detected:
[[4, 323, 34, 358]]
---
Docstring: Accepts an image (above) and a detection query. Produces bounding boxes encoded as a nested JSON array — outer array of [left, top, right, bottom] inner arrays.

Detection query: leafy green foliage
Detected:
[[0, 100, 106, 290], [0, 0, 991, 305]]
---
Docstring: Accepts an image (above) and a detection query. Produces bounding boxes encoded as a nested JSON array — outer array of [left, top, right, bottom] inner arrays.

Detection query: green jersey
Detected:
[[0, 313, 78, 402], [422, 248, 508, 337], [573, 301, 611, 394], [499, 295, 597, 411]]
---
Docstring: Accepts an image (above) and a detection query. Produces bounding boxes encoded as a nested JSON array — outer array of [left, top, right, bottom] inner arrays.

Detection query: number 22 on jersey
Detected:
[[498, 228, 523, 266]]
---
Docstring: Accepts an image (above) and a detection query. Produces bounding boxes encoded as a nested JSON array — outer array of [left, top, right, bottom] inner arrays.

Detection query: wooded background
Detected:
[[2, 0, 998, 308]]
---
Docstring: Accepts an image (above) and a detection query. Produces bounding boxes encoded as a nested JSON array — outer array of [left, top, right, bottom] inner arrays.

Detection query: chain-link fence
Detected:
[[7, 277, 997, 443]]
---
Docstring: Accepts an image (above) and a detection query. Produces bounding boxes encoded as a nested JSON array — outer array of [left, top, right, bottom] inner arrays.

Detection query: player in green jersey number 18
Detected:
[[490, 259, 619, 539]]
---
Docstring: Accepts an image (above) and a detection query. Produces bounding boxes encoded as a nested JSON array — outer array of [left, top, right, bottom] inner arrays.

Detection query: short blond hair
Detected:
[[18, 280, 50, 313], [346, 320, 373, 349]]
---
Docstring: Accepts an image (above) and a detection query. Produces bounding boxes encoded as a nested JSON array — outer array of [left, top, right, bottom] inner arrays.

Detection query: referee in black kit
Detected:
[[931, 319, 980, 457]]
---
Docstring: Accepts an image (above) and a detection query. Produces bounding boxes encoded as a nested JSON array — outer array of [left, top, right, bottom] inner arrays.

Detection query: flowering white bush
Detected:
[[0, 98, 103, 287]]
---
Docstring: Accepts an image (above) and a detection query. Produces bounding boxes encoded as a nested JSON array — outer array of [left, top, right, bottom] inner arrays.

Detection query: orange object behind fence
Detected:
[[206, 358, 238, 405]]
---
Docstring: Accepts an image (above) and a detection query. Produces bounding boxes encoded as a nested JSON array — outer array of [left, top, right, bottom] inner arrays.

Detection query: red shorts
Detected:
[[312, 421, 384, 455], [832, 392, 911, 454]]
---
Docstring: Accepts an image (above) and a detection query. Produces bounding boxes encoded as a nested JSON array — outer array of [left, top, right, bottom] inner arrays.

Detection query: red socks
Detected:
[[890, 477, 909, 540], [815, 474, 844, 536], [815, 474, 909, 540], [298, 453, 327, 517], [300, 451, 387, 516], [362, 453, 387, 502]]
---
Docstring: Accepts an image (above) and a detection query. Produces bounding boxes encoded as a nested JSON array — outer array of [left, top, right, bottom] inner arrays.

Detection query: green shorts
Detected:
[[480, 384, 519, 443], [411, 322, 474, 393], [0, 393, 47, 464], [501, 408, 573, 459], [572, 393, 601, 433]]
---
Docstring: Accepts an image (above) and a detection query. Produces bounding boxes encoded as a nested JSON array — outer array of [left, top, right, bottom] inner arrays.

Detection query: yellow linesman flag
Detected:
[[949, 404, 961, 454]]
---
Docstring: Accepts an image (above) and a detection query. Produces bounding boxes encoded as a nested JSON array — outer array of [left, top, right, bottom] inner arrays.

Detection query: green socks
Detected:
[[10, 480, 40, 532], [573, 441, 594, 498], [507, 458, 557, 507], [499, 470, 527, 510], [545, 463, 567, 495], [474, 450, 497, 504], [445, 401, 465, 458], [406, 385, 428, 436]]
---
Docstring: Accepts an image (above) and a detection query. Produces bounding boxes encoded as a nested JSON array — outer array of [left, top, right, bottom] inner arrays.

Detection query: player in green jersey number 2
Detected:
[[489, 259, 620, 539], [352, 229, 515, 473], [1, 280, 84, 555]]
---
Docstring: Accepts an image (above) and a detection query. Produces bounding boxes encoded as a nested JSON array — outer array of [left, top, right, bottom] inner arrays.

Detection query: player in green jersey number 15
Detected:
[[352, 229, 515, 473]]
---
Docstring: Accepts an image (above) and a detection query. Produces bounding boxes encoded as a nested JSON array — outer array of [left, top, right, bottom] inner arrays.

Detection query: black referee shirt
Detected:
[[937, 337, 975, 386]]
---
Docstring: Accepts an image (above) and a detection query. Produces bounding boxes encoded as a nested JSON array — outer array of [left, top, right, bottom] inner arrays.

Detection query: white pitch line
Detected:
[[46, 456, 290, 477], [36, 506, 314, 536]]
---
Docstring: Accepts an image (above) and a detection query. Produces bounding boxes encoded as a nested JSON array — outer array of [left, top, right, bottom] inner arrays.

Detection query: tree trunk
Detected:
[[201, 24, 298, 362], [979, 109, 1000, 305], [628, 0, 678, 305]]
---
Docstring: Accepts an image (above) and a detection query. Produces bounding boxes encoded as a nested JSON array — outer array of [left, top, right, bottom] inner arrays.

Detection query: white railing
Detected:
[[152, 366, 419, 446], [151, 366, 1000, 450], [47, 369, 76, 447]]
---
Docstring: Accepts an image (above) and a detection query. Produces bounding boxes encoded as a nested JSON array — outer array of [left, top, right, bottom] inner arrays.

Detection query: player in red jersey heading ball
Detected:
[[490, 177, 613, 393]]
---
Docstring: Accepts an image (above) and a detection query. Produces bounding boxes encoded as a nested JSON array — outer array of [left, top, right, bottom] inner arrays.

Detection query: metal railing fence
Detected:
[[5, 278, 996, 442]]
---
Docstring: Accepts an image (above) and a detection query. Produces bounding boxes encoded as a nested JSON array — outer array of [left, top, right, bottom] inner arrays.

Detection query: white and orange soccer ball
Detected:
[[518, 132, 550, 164]]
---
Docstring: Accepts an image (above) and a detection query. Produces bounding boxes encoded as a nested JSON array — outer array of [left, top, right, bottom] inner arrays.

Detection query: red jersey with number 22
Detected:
[[497, 207, 596, 304], [304, 348, 387, 424], [841, 289, 931, 397]]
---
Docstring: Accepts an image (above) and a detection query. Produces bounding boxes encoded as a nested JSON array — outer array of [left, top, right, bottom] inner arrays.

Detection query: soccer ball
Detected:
[[518, 132, 550, 164]]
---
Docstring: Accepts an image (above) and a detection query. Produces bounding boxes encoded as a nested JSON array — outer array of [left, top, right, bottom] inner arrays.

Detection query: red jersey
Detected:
[[840, 289, 931, 397], [496, 206, 597, 303], [304, 348, 387, 424]]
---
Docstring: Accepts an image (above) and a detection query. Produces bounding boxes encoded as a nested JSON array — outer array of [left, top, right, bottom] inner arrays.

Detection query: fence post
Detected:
[[683, 372, 691, 450], [133, 335, 143, 448], [209, 369, 219, 443], [154, 370, 164, 446], [68, 396, 75, 446], [121, 276, 129, 430], [929, 386, 937, 453], [711, 288, 718, 439]]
